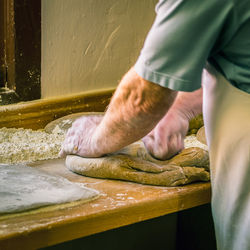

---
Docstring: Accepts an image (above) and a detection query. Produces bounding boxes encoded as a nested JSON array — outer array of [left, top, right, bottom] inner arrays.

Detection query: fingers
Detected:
[[59, 115, 102, 158], [58, 148, 67, 158], [59, 132, 79, 157], [142, 130, 185, 160], [142, 133, 167, 160], [163, 134, 184, 159], [142, 108, 189, 160], [58, 121, 80, 157]]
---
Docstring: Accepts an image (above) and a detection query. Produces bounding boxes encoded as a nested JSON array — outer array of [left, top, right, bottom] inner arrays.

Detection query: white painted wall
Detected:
[[41, 0, 157, 98]]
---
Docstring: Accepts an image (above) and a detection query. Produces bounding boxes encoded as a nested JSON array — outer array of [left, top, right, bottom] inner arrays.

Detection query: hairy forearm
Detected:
[[92, 68, 177, 155]]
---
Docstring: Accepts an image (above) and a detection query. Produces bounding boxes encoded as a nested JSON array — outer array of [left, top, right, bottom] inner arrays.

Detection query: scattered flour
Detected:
[[184, 134, 208, 151], [0, 126, 66, 164], [60, 119, 72, 126]]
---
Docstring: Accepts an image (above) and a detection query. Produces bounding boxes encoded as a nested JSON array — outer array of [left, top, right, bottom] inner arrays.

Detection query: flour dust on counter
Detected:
[[0, 164, 99, 214], [0, 127, 66, 164], [0, 112, 105, 164]]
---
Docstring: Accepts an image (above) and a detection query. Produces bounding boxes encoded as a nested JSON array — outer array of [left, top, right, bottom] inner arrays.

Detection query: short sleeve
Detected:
[[134, 0, 233, 91]]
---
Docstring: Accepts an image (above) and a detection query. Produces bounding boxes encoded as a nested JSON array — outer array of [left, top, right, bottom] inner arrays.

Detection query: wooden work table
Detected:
[[0, 90, 210, 249], [0, 158, 211, 250]]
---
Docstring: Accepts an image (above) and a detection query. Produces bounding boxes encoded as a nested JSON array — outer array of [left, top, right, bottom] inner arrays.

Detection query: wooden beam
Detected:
[[0, 0, 41, 103], [13, 0, 41, 101], [0, 0, 6, 87], [0, 88, 114, 130]]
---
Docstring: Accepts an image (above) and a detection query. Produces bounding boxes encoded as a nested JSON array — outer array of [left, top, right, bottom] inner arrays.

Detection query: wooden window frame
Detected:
[[0, 0, 41, 105]]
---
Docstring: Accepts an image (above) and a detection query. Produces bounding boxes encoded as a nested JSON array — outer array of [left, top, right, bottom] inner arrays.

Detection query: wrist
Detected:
[[170, 88, 203, 122], [170, 101, 195, 122], [90, 125, 105, 157]]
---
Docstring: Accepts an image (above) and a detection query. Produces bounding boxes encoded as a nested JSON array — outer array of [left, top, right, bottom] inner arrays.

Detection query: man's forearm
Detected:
[[92, 68, 177, 155]]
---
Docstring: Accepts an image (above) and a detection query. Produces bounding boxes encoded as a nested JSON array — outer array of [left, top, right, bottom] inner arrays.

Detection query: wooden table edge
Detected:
[[0, 181, 211, 250]]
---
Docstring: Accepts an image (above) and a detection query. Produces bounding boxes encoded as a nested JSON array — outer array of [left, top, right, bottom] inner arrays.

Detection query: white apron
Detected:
[[202, 64, 250, 250]]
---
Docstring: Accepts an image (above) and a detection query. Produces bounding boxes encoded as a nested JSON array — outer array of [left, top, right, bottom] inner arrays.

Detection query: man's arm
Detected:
[[142, 88, 203, 159], [59, 67, 177, 157]]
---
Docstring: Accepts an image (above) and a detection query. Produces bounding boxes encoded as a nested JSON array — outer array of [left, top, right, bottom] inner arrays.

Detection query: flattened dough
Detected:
[[44, 112, 104, 133], [0, 164, 99, 214], [66, 143, 210, 187]]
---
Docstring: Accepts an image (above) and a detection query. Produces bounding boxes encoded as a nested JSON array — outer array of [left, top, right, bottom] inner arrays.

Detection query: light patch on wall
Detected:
[[41, 0, 158, 98]]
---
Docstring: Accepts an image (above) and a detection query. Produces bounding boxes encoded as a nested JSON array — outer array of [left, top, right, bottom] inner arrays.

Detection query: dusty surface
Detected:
[[0, 127, 65, 164]]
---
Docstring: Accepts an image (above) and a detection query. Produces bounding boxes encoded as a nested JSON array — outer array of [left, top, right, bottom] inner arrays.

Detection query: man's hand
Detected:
[[142, 109, 189, 160], [143, 88, 203, 160], [59, 115, 103, 158]]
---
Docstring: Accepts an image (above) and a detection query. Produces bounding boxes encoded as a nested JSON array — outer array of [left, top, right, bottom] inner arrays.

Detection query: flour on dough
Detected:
[[184, 134, 208, 151], [0, 164, 99, 214]]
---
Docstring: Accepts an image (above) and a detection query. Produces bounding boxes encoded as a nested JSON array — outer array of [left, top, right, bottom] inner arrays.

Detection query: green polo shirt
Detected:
[[134, 0, 250, 93]]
